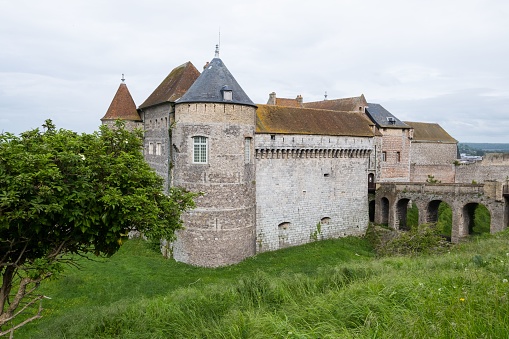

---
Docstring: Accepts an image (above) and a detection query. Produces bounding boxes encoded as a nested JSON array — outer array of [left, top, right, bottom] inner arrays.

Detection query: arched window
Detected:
[[193, 136, 208, 163]]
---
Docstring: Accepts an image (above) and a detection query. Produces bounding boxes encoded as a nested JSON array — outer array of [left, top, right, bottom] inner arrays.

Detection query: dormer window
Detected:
[[221, 85, 233, 101]]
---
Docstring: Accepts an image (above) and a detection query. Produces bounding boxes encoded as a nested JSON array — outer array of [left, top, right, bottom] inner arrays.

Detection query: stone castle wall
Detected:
[[141, 103, 173, 192], [456, 153, 509, 184], [255, 134, 372, 252], [409, 142, 457, 183], [171, 103, 257, 267]]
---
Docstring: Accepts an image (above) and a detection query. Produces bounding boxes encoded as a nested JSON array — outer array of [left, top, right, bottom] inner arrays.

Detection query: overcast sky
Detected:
[[1, 0, 508, 142]]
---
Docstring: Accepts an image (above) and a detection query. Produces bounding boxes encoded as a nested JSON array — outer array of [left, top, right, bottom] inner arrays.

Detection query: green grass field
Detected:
[[15, 231, 509, 338]]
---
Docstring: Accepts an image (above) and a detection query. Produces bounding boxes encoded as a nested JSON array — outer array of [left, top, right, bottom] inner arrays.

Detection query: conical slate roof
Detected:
[[177, 57, 256, 107], [139, 62, 200, 109], [101, 82, 141, 121]]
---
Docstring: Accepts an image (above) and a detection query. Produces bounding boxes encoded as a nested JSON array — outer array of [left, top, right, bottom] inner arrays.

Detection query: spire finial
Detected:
[[215, 44, 219, 58], [121, 74, 125, 83], [324, 91, 328, 100]]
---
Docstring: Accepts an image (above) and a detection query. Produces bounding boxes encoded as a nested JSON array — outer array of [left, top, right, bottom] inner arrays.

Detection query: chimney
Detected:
[[296, 94, 303, 107], [267, 92, 277, 105]]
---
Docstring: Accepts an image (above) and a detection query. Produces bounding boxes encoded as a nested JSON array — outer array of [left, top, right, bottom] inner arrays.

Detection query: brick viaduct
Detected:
[[373, 181, 509, 242]]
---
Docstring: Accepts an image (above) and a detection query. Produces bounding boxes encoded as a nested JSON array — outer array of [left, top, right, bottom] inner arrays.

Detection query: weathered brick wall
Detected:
[[171, 103, 257, 267], [456, 153, 509, 184], [378, 128, 411, 182], [255, 134, 372, 252], [141, 103, 173, 192]]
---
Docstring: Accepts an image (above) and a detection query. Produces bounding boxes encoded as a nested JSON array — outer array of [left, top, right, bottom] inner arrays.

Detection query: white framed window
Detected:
[[193, 136, 208, 163], [148, 142, 154, 155], [156, 143, 162, 156], [244, 137, 252, 163]]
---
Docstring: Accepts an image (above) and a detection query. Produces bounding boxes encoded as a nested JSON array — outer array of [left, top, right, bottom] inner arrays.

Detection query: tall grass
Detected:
[[16, 232, 509, 338]]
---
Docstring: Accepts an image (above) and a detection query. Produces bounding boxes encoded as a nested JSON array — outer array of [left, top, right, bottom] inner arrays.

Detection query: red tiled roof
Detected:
[[139, 61, 200, 109], [101, 83, 141, 121], [256, 104, 375, 137], [303, 94, 367, 112], [275, 98, 301, 107]]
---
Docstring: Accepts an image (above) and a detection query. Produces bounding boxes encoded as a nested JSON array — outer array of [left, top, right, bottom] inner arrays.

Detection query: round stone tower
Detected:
[[171, 49, 257, 267]]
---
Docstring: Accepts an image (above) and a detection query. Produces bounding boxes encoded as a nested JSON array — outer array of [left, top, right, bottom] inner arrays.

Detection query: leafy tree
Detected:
[[0, 120, 196, 336]]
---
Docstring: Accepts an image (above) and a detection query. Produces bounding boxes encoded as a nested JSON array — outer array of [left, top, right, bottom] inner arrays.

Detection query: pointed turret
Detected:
[[101, 77, 141, 129], [177, 57, 256, 107]]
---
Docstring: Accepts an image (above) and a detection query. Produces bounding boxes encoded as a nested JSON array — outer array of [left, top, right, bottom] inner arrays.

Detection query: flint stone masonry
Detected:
[[255, 134, 372, 252], [171, 103, 257, 267], [140, 103, 173, 192]]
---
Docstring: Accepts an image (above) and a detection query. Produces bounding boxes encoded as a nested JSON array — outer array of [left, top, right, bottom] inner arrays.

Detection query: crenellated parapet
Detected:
[[255, 147, 371, 159]]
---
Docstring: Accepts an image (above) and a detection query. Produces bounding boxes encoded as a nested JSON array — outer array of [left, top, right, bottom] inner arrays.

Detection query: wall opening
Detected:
[[380, 197, 389, 226], [427, 200, 452, 240], [463, 203, 491, 235], [369, 200, 375, 222], [396, 198, 411, 231], [406, 201, 419, 229], [368, 173, 375, 192], [278, 222, 290, 248], [320, 217, 331, 225]]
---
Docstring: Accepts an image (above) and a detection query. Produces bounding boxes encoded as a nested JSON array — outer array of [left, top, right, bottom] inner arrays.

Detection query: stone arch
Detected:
[[380, 197, 389, 225], [396, 198, 411, 231], [463, 202, 491, 235]]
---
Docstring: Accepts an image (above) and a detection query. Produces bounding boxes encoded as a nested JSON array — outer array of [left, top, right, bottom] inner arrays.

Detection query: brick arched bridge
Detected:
[[373, 182, 509, 242]]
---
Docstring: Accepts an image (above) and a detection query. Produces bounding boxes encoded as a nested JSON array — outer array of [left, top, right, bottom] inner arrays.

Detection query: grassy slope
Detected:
[[17, 233, 509, 338]]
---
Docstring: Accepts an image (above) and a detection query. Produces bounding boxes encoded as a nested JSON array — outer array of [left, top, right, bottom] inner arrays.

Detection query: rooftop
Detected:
[[139, 62, 200, 109], [256, 104, 375, 137], [177, 57, 256, 107], [101, 82, 141, 122]]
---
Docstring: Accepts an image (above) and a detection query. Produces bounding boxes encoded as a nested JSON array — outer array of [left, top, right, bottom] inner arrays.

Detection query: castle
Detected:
[[102, 48, 509, 267]]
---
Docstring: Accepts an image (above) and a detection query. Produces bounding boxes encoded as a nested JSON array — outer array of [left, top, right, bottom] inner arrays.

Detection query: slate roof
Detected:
[[139, 62, 200, 109], [101, 82, 141, 121], [177, 58, 256, 107], [256, 104, 375, 137], [404, 121, 457, 143], [365, 103, 410, 129], [303, 95, 367, 112]]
